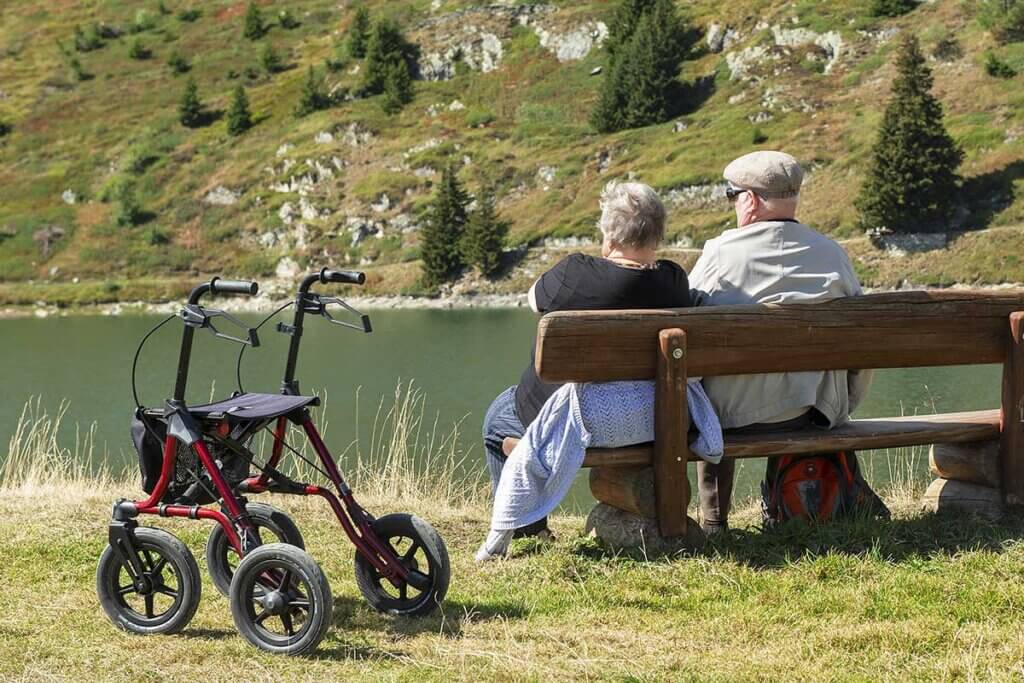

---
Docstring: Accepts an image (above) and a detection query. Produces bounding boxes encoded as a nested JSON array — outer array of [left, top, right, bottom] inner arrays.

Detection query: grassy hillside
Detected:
[[0, 0, 1022, 299]]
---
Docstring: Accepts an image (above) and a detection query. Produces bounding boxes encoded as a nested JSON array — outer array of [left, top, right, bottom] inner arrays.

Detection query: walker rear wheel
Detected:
[[354, 513, 450, 617], [205, 503, 305, 597], [96, 527, 202, 635], [229, 543, 332, 655]]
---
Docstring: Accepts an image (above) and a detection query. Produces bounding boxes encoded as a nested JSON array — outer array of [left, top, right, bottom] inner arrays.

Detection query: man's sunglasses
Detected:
[[725, 186, 749, 201]]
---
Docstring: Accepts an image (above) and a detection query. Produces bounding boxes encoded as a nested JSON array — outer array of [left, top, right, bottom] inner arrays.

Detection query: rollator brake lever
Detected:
[[299, 294, 372, 333], [181, 304, 261, 347]]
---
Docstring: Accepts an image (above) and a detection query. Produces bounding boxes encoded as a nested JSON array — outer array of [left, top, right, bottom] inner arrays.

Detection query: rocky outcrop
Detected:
[[203, 185, 240, 206], [535, 20, 608, 62], [706, 23, 741, 53], [725, 24, 844, 80]]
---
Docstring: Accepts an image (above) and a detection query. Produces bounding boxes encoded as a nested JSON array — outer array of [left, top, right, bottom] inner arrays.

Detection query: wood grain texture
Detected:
[[1000, 312, 1024, 505], [930, 440, 1001, 488], [580, 410, 1001, 467], [589, 466, 656, 518], [653, 329, 689, 538], [535, 290, 1024, 383]]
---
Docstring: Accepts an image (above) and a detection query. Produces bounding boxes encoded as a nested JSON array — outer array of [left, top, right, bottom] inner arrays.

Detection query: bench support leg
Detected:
[[1000, 312, 1024, 505], [654, 328, 690, 537]]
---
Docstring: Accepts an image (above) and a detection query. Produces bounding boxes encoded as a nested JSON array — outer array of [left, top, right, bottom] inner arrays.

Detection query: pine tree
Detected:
[[870, 0, 918, 17], [293, 66, 328, 117], [226, 85, 253, 135], [128, 38, 149, 60], [260, 43, 282, 75], [381, 59, 413, 114], [461, 188, 508, 278], [347, 6, 371, 58], [420, 165, 469, 288], [167, 49, 190, 74], [115, 179, 143, 226], [590, 0, 691, 133], [179, 77, 203, 127], [979, 0, 1024, 43], [360, 19, 418, 96], [243, 2, 265, 40], [856, 35, 964, 234]]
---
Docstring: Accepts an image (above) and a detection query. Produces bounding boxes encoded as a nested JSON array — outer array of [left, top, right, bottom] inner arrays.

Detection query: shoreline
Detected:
[[2, 281, 1024, 319]]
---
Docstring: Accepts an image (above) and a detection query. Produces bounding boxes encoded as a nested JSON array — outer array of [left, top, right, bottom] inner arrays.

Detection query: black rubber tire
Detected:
[[205, 503, 305, 597], [96, 526, 201, 636], [229, 543, 332, 656], [354, 513, 450, 617]]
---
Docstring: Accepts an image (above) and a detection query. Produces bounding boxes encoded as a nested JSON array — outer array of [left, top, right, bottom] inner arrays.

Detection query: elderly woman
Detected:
[[481, 181, 692, 541]]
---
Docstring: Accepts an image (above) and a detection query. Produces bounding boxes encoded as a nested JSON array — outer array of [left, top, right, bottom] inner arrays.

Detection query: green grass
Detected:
[[3, 397, 1024, 680]]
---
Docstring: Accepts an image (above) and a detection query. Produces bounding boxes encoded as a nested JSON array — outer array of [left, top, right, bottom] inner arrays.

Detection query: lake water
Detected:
[[0, 309, 1002, 512]]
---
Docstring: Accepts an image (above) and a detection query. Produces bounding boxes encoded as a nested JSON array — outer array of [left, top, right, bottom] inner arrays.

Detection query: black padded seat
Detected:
[[188, 393, 320, 421]]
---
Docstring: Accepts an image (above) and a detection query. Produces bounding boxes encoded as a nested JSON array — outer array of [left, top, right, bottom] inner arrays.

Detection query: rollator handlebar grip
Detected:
[[210, 278, 259, 296], [320, 269, 365, 286]]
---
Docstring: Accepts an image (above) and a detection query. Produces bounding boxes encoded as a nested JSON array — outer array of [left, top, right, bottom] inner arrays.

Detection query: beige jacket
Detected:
[[688, 220, 872, 429]]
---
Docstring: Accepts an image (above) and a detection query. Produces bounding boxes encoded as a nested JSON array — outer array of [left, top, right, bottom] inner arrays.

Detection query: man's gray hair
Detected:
[[597, 181, 666, 249]]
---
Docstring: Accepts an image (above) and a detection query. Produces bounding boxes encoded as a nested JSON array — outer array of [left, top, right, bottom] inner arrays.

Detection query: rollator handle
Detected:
[[320, 269, 365, 286], [210, 277, 259, 296]]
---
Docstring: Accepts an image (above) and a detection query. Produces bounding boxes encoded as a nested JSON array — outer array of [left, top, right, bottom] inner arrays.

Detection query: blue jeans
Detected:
[[482, 385, 547, 535]]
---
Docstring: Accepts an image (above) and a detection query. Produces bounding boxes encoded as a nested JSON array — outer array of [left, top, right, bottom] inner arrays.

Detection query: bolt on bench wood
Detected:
[[502, 291, 1024, 540]]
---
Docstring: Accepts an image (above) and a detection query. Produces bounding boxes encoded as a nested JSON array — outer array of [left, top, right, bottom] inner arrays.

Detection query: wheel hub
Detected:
[[262, 590, 288, 615]]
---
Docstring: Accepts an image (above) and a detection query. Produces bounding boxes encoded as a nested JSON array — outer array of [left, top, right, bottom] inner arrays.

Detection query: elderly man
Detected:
[[689, 150, 873, 533], [482, 181, 692, 540]]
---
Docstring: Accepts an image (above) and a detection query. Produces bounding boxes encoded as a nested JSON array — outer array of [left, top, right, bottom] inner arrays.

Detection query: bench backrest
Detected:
[[535, 290, 1024, 383]]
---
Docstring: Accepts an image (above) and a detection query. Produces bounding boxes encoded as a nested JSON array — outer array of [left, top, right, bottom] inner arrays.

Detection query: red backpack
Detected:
[[761, 451, 889, 528]]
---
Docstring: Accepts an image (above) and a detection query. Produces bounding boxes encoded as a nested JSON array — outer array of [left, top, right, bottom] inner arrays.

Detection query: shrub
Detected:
[[131, 9, 158, 33], [420, 165, 469, 288], [870, 0, 917, 17], [260, 43, 283, 75], [128, 38, 151, 60], [461, 188, 508, 278], [69, 57, 92, 81], [293, 66, 329, 117], [985, 52, 1017, 78], [179, 76, 204, 127], [347, 6, 371, 59], [465, 109, 495, 127], [243, 2, 265, 40], [226, 85, 253, 135], [177, 8, 201, 22], [0, 121, 9, 138], [115, 180, 144, 226], [751, 127, 768, 144], [856, 34, 963, 234], [157, 1, 171, 16], [978, 0, 1024, 43], [278, 9, 300, 29], [932, 36, 963, 61], [73, 24, 104, 52], [167, 49, 189, 74]]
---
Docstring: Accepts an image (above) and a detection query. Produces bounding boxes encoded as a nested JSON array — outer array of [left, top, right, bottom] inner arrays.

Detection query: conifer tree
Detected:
[[420, 165, 469, 288], [856, 35, 964, 234], [260, 43, 283, 75], [591, 0, 691, 133], [979, 0, 1024, 43], [361, 19, 418, 96], [347, 6, 371, 58], [115, 179, 143, 226], [179, 76, 204, 127], [381, 59, 413, 114], [461, 188, 508, 278], [870, 0, 917, 17], [226, 85, 253, 135], [243, 2, 265, 40], [293, 66, 329, 118], [167, 49, 190, 74]]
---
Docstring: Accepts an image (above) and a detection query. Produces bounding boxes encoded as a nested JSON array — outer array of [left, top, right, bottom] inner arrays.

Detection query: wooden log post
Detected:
[[654, 328, 689, 537], [1000, 312, 1024, 506], [930, 440, 1001, 489], [589, 466, 657, 518]]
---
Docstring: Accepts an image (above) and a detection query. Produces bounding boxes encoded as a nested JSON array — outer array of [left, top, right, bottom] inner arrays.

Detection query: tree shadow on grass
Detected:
[[959, 159, 1024, 231], [667, 74, 717, 119]]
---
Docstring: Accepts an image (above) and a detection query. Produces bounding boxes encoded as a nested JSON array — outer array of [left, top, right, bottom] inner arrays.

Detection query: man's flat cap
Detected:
[[723, 150, 803, 199]]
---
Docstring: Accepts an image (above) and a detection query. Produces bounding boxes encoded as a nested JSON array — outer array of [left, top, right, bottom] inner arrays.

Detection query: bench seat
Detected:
[[503, 409, 1002, 467]]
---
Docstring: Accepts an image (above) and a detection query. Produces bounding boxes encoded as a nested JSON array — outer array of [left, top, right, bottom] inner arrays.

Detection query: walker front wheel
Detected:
[[354, 513, 450, 617], [96, 527, 202, 635], [206, 503, 305, 597], [229, 543, 332, 656]]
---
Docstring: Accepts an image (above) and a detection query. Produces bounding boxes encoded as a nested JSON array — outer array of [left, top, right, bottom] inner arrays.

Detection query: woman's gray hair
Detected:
[[597, 181, 666, 249]]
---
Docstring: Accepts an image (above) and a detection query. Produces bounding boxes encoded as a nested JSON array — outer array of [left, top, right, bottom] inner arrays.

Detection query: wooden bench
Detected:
[[504, 290, 1024, 538]]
